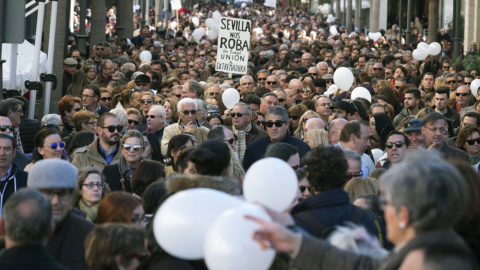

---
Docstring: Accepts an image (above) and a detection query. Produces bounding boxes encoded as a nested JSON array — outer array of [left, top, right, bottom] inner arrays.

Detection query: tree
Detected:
[[428, 0, 439, 43]]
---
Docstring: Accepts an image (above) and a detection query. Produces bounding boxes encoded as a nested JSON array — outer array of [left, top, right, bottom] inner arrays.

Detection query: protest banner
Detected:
[[264, 0, 277, 8], [215, 17, 251, 75]]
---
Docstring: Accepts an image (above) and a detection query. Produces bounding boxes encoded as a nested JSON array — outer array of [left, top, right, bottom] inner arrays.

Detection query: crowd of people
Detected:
[[0, 1, 479, 269]]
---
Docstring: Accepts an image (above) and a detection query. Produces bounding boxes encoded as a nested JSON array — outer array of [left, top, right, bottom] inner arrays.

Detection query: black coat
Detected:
[[242, 132, 311, 170], [103, 163, 133, 192], [0, 164, 28, 213], [0, 245, 68, 270], [47, 212, 94, 270], [19, 117, 41, 154]]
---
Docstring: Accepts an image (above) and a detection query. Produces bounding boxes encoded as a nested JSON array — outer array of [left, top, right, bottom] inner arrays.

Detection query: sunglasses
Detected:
[[447, 80, 457, 84], [96, 47, 104, 51], [49, 142, 65, 150], [298, 185, 313, 193], [290, 115, 299, 120], [223, 138, 236, 145], [278, 98, 285, 103], [100, 97, 112, 101], [128, 119, 140, 125], [231, 113, 247, 118], [257, 78, 267, 81], [101, 125, 123, 133], [456, 93, 469, 97], [466, 138, 480, 145], [308, 73, 317, 76], [293, 60, 301, 63], [266, 81, 277, 85], [256, 120, 263, 126], [147, 114, 162, 119], [0, 125, 13, 132], [471, 73, 478, 76], [347, 172, 363, 179], [302, 88, 311, 92], [385, 141, 405, 149], [265, 120, 287, 128], [325, 80, 333, 83], [182, 110, 197, 115], [175, 94, 182, 98], [141, 99, 153, 103], [443, 66, 450, 69], [123, 144, 142, 151], [373, 67, 383, 70]]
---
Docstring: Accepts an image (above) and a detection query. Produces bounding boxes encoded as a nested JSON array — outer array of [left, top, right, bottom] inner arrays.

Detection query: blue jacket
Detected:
[[0, 164, 28, 215], [242, 132, 311, 171], [292, 189, 389, 248]]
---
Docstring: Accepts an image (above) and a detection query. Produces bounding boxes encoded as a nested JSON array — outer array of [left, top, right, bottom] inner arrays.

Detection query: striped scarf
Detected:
[[233, 122, 252, 162]]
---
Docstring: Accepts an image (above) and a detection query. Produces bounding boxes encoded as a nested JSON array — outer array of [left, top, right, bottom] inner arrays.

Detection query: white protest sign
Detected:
[[215, 17, 251, 75], [264, 0, 277, 8], [171, 0, 182, 10]]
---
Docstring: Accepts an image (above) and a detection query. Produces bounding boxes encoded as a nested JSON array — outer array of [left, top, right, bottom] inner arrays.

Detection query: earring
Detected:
[[399, 222, 405, 228]]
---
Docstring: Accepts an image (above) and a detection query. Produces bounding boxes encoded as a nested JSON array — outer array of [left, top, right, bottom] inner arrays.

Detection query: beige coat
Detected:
[[72, 138, 122, 172]]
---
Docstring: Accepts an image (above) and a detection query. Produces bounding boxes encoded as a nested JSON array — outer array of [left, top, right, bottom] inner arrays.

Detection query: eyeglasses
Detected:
[[81, 94, 96, 98], [82, 183, 105, 189], [289, 115, 299, 120], [128, 119, 140, 125], [256, 121, 263, 126], [298, 185, 313, 193], [182, 110, 197, 115], [257, 78, 267, 81], [319, 102, 332, 107], [347, 172, 363, 179], [447, 80, 457, 84], [123, 144, 142, 151], [456, 93, 470, 97], [141, 99, 153, 103], [302, 88, 311, 92], [231, 113, 247, 118], [101, 125, 123, 133], [385, 141, 405, 149], [49, 142, 65, 149], [100, 97, 112, 101], [223, 138, 236, 145], [147, 114, 162, 119], [278, 98, 285, 103], [242, 82, 254, 86], [0, 125, 13, 132], [39, 189, 72, 200], [265, 120, 287, 128], [266, 81, 277, 85], [466, 138, 480, 145], [424, 126, 447, 134]]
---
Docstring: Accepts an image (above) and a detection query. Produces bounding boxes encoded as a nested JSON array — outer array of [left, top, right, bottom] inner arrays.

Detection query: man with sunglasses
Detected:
[[243, 106, 310, 170], [231, 103, 267, 161], [161, 98, 209, 156], [421, 112, 469, 162], [257, 70, 269, 87], [453, 85, 473, 113], [445, 73, 459, 93], [134, 74, 152, 92], [27, 159, 94, 270], [90, 43, 105, 74], [81, 86, 110, 117], [146, 106, 167, 141], [72, 113, 123, 171], [265, 75, 280, 91], [377, 131, 410, 169]]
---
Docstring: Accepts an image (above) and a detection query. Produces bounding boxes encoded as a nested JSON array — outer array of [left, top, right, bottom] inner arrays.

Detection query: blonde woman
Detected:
[[304, 129, 330, 149], [294, 110, 319, 140]]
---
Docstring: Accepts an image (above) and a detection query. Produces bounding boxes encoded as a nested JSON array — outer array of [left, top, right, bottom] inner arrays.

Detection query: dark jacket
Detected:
[[62, 71, 73, 97], [103, 163, 133, 192], [242, 132, 311, 170], [13, 150, 32, 170], [439, 141, 470, 163], [136, 253, 197, 270], [96, 103, 111, 117], [246, 125, 268, 146], [291, 189, 387, 247], [432, 106, 461, 129], [0, 164, 28, 213], [0, 244, 68, 270], [19, 117, 41, 154], [47, 212, 94, 270], [289, 229, 476, 270], [90, 73, 111, 88]]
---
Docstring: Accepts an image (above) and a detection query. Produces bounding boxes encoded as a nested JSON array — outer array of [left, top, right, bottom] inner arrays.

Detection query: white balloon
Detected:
[[192, 27, 206, 42], [427, 42, 441, 56], [324, 84, 338, 97], [171, 21, 177, 29], [213, 11, 222, 24], [206, 18, 215, 28], [329, 25, 338, 35], [417, 42, 429, 51], [204, 204, 276, 270], [192, 16, 200, 26], [371, 149, 384, 164], [351, 87, 372, 102], [470, 79, 480, 96], [241, 2, 246, 7], [412, 48, 428, 61], [243, 158, 298, 212], [207, 29, 218, 40], [153, 188, 244, 260], [333, 67, 354, 91], [328, 13, 333, 18], [139, 51, 152, 61], [222, 88, 240, 109]]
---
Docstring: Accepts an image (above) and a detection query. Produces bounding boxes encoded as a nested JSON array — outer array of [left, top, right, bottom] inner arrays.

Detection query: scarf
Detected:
[[469, 151, 480, 165], [118, 156, 144, 191], [78, 199, 100, 223], [233, 122, 252, 162]]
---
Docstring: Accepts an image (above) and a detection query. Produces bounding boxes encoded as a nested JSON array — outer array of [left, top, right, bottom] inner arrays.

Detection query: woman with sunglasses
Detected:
[[103, 130, 145, 193], [455, 126, 480, 166], [24, 129, 66, 172], [72, 167, 111, 223], [99, 88, 113, 108]]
